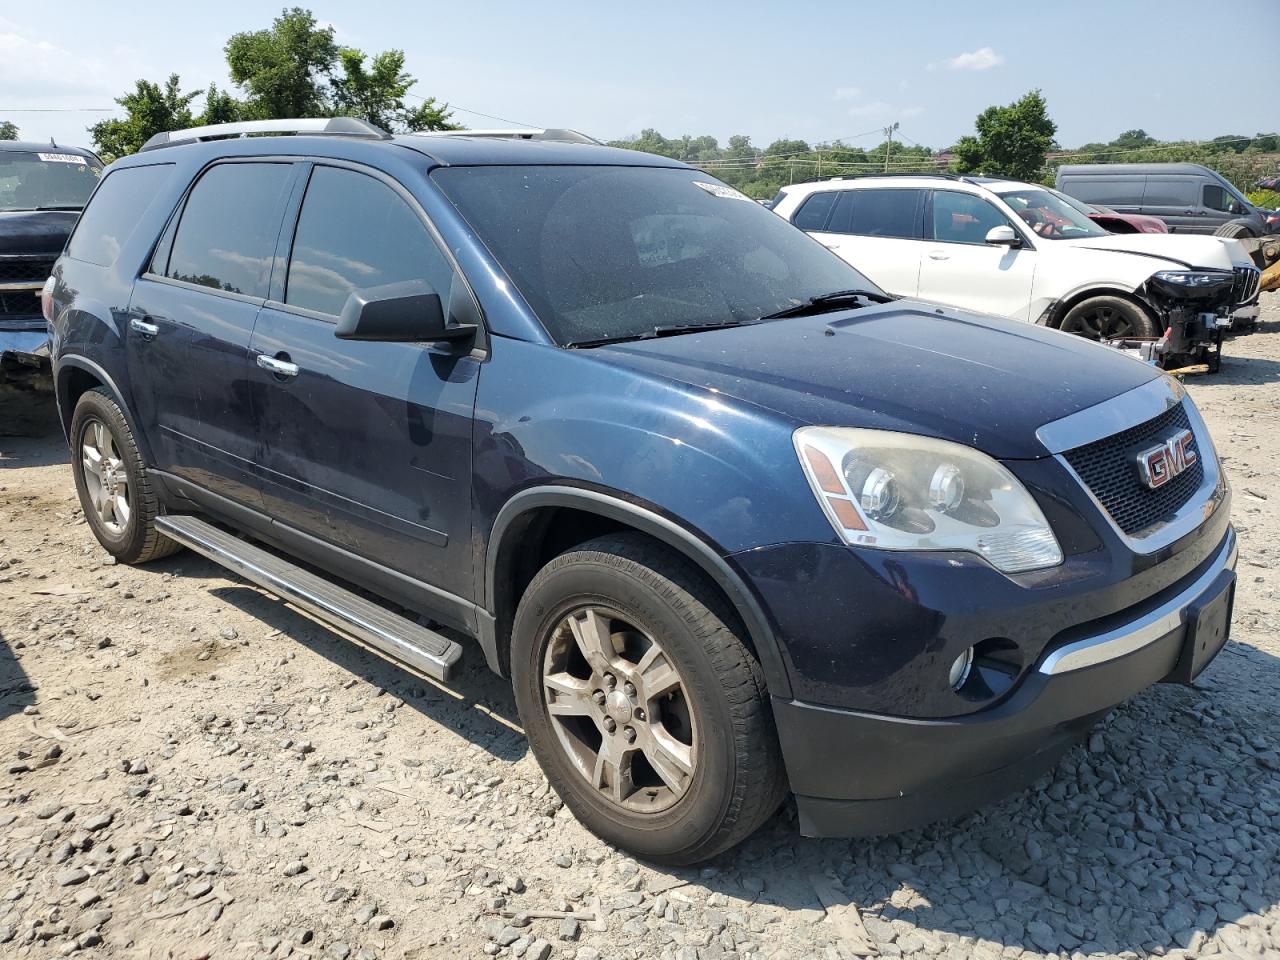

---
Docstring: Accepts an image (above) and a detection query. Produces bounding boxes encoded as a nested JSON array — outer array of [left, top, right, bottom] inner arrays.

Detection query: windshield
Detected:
[[0, 151, 103, 213], [997, 187, 1108, 240], [432, 165, 882, 345], [1046, 186, 1100, 218]]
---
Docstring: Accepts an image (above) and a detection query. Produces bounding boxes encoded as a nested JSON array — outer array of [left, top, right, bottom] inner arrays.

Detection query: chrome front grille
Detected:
[[1062, 402, 1204, 536], [1232, 265, 1260, 306]]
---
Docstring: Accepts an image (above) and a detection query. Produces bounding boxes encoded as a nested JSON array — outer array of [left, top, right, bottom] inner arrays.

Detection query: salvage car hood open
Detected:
[[1059, 233, 1251, 270], [598, 301, 1159, 460]]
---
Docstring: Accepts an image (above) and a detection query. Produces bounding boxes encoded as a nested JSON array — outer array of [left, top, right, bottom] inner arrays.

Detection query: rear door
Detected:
[[1140, 176, 1205, 233], [126, 160, 297, 506], [248, 162, 481, 602], [804, 187, 924, 297], [917, 190, 1037, 321]]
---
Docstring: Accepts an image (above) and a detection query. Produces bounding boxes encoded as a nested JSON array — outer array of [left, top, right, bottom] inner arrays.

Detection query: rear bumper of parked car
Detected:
[[768, 524, 1236, 838]]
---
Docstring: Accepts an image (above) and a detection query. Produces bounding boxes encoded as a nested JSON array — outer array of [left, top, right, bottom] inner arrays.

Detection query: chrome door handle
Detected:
[[130, 317, 159, 337], [928, 251, 950, 261], [256, 354, 300, 378]]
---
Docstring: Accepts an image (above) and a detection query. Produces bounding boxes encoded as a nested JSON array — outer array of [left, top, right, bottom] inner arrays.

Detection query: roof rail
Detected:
[[413, 128, 601, 145], [797, 171, 965, 186], [140, 117, 391, 152]]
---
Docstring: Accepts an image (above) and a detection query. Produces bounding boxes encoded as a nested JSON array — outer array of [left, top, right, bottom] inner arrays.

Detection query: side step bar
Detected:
[[155, 515, 463, 682]]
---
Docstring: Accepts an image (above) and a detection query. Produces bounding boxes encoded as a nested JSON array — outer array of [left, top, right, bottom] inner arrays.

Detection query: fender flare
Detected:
[[53, 354, 154, 463], [485, 485, 793, 699]]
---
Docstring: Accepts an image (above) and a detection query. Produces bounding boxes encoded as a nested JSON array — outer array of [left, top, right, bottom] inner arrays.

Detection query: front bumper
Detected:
[[774, 526, 1236, 837]]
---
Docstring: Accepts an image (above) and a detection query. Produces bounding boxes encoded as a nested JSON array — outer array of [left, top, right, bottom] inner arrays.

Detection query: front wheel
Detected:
[[511, 533, 786, 865], [1058, 295, 1158, 341]]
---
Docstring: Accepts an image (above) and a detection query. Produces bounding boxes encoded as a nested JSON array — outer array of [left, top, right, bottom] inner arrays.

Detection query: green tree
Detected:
[[198, 84, 244, 126], [952, 89, 1057, 180], [332, 48, 455, 131], [1111, 128, 1155, 149], [225, 7, 339, 119], [89, 74, 198, 161], [0, 121, 18, 140]]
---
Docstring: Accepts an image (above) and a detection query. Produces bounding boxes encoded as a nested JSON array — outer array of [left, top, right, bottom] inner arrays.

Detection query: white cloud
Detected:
[[833, 86, 862, 101], [947, 47, 1004, 71]]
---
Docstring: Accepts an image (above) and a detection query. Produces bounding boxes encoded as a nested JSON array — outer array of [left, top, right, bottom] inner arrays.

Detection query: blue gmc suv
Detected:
[[46, 119, 1236, 864]]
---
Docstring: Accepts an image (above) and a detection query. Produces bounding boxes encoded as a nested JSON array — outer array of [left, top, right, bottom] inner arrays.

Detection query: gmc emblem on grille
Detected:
[[1134, 429, 1197, 490]]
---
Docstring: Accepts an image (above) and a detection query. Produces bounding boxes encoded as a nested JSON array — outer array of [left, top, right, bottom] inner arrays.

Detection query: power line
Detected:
[[402, 90, 538, 129], [0, 108, 115, 113]]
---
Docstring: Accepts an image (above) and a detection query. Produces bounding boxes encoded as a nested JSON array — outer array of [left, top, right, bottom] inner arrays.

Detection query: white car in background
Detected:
[[770, 175, 1261, 340]]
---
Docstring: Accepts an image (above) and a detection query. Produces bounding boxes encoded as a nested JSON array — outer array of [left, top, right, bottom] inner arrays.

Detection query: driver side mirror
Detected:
[[985, 225, 1022, 248], [335, 281, 477, 343]]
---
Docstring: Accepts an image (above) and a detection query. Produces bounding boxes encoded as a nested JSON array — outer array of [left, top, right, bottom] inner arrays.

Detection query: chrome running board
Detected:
[[155, 514, 463, 681]]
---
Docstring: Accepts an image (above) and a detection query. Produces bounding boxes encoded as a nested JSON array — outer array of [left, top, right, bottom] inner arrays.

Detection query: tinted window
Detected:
[[166, 163, 292, 297], [930, 192, 1014, 244], [286, 166, 455, 317], [792, 191, 838, 230], [828, 189, 923, 238], [1141, 177, 1198, 208], [433, 166, 880, 346], [67, 164, 173, 267], [0, 151, 102, 213]]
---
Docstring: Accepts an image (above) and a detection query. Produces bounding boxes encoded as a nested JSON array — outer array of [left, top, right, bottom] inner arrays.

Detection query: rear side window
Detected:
[[285, 166, 455, 317], [829, 188, 923, 239], [1141, 177, 1197, 208], [67, 163, 174, 267], [791, 191, 839, 230], [166, 162, 293, 298]]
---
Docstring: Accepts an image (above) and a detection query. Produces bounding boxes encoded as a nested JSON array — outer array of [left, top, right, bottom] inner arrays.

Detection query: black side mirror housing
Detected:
[[335, 282, 477, 342]]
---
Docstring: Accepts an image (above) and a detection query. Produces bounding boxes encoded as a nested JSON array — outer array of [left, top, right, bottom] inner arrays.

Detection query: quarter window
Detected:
[[67, 163, 173, 267], [166, 162, 293, 297], [285, 166, 455, 317], [791, 191, 839, 231], [930, 192, 1014, 245], [827, 189, 923, 239]]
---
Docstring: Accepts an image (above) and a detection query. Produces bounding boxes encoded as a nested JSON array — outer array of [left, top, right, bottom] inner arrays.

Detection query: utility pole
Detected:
[[883, 122, 899, 172]]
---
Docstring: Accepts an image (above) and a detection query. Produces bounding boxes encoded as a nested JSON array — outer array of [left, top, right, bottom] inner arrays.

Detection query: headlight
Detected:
[[1152, 270, 1228, 287], [1148, 271, 1235, 303], [794, 427, 1063, 573]]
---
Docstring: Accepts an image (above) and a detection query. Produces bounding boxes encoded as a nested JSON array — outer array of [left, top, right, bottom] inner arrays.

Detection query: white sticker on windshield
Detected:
[[692, 180, 753, 202], [37, 153, 87, 165]]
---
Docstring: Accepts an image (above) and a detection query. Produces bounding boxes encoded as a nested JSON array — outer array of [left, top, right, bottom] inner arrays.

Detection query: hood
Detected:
[[1059, 233, 1247, 269], [596, 301, 1159, 460], [0, 210, 79, 256]]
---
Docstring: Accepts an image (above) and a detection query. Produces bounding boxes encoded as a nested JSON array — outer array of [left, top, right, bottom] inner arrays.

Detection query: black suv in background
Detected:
[[0, 141, 102, 404]]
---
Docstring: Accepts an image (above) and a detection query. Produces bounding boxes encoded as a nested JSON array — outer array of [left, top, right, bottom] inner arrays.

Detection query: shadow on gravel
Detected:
[[680, 639, 1280, 957], [1213, 351, 1280, 387], [0, 377, 61, 443], [0, 627, 35, 721], [0, 399, 68, 469]]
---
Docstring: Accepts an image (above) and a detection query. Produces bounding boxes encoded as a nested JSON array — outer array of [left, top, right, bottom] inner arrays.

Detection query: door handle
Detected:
[[256, 353, 300, 378], [129, 317, 159, 337], [928, 251, 951, 261]]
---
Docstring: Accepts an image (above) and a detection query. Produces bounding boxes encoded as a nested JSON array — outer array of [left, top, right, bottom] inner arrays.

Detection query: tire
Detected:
[[511, 532, 786, 865], [1214, 221, 1256, 239], [1058, 295, 1158, 341], [69, 387, 181, 564]]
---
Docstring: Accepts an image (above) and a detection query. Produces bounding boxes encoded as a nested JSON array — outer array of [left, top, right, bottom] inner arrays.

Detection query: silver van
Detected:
[[1055, 163, 1268, 238]]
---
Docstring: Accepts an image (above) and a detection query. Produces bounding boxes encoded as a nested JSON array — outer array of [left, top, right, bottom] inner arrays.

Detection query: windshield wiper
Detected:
[[760, 288, 893, 320], [568, 320, 754, 349]]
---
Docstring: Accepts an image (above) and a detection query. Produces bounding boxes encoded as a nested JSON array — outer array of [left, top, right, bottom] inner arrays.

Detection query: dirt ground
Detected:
[[2, 297, 1279, 960]]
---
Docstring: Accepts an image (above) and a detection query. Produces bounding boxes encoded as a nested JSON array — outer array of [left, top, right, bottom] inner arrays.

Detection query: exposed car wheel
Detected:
[[511, 533, 786, 865], [69, 387, 181, 564], [1214, 221, 1256, 239], [1058, 296, 1158, 341]]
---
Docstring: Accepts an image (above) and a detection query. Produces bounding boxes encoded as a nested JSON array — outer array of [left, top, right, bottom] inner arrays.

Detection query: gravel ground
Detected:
[[2, 296, 1279, 960]]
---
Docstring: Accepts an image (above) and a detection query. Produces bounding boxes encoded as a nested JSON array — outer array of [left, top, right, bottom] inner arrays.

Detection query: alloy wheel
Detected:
[[1064, 304, 1133, 340], [80, 418, 131, 535], [541, 605, 698, 813]]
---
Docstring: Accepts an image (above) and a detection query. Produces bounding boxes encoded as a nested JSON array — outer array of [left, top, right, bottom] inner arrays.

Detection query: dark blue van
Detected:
[[47, 120, 1236, 864]]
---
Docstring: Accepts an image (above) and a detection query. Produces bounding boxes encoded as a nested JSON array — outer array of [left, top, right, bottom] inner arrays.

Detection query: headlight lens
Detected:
[[1152, 270, 1229, 287], [794, 427, 1063, 573]]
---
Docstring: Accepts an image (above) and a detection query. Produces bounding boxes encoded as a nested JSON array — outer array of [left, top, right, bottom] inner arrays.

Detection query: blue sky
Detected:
[[2, 1, 1273, 152]]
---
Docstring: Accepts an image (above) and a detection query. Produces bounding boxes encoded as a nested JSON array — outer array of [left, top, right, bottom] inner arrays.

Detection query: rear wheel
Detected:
[[1058, 295, 1158, 341], [511, 533, 786, 864], [1214, 221, 1256, 239], [69, 387, 181, 564]]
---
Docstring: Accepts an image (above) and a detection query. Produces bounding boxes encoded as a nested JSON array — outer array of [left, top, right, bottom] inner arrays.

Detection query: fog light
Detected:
[[949, 647, 975, 689]]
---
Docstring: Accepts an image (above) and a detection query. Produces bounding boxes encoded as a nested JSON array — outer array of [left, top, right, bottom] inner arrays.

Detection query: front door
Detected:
[[126, 160, 297, 506], [917, 190, 1037, 321], [249, 163, 480, 602]]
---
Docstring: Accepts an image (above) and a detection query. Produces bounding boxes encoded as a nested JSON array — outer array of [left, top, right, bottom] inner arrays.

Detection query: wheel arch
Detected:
[[483, 486, 792, 699], [54, 355, 155, 463], [1041, 286, 1163, 332]]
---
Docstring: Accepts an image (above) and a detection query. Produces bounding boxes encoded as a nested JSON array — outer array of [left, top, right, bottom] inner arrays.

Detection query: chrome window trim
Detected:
[[1038, 528, 1236, 675]]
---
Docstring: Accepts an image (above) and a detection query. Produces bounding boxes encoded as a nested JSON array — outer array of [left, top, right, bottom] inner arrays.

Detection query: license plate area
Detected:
[[1167, 569, 1235, 684]]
